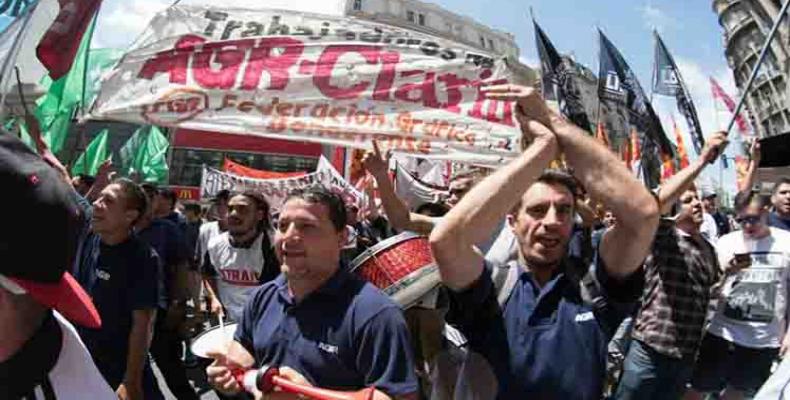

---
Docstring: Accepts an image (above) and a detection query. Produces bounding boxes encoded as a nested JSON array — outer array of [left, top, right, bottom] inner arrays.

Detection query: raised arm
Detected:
[[429, 104, 558, 291], [485, 84, 659, 279], [657, 132, 728, 214], [362, 141, 436, 235], [739, 139, 761, 194], [554, 118, 658, 278]]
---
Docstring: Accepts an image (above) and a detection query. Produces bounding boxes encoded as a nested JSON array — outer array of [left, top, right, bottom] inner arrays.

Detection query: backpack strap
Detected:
[[491, 260, 521, 307]]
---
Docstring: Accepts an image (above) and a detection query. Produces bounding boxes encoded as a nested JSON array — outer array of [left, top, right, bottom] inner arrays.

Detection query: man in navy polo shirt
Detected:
[[76, 179, 164, 400], [429, 84, 658, 399], [206, 186, 418, 399]]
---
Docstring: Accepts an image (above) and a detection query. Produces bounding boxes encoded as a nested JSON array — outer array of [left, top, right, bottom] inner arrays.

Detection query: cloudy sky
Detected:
[[2, 0, 745, 190]]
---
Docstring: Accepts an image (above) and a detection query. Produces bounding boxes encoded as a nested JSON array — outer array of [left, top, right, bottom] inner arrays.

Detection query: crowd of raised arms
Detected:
[[3, 83, 790, 400]]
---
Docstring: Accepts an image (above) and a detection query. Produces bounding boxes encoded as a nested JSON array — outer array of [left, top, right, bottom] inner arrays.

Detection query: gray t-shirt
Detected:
[[708, 228, 790, 348]]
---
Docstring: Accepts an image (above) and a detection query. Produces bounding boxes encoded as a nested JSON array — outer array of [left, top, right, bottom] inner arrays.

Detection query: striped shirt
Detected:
[[632, 219, 721, 359]]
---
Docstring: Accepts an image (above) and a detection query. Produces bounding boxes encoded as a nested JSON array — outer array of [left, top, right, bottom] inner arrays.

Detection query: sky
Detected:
[[1, 0, 743, 193]]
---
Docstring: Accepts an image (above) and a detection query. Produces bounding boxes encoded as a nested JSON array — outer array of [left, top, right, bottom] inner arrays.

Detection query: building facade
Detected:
[[344, 0, 519, 58], [713, 0, 790, 138]]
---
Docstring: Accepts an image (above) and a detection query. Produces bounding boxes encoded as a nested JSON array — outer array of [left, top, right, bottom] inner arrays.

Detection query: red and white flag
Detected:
[[36, 0, 102, 79], [710, 77, 752, 138]]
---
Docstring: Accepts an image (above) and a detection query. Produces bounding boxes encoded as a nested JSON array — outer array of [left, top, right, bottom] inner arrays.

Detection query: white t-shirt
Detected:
[[1, 311, 116, 399], [206, 232, 268, 321], [707, 228, 790, 348], [196, 221, 222, 266], [700, 213, 719, 242]]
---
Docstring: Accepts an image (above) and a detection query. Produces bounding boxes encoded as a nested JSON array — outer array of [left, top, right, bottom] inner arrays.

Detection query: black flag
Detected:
[[534, 20, 593, 132], [653, 31, 705, 156], [598, 30, 674, 188]]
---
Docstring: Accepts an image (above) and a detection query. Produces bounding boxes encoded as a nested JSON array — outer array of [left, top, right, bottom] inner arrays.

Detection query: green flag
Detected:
[[71, 129, 109, 176], [119, 126, 148, 175], [120, 126, 169, 183], [32, 16, 97, 155]]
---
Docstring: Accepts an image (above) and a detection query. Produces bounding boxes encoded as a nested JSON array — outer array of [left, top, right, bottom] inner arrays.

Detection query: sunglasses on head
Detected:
[[736, 215, 762, 225]]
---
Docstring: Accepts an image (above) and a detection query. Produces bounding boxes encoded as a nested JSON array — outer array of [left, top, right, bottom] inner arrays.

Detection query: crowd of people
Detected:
[[3, 84, 790, 400]]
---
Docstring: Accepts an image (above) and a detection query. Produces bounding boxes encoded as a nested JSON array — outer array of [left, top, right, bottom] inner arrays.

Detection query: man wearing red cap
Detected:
[[0, 133, 114, 399]]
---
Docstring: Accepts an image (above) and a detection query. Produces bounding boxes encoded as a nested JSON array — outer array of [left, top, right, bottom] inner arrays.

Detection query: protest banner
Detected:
[[201, 156, 366, 209], [88, 5, 526, 164]]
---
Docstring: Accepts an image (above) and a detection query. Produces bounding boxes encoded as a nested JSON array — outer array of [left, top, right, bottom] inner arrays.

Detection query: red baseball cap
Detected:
[[0, 134, 101, 328]]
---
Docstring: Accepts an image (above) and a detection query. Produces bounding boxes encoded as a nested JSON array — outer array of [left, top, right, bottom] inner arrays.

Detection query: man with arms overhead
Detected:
[[429, 84, 658, 399]]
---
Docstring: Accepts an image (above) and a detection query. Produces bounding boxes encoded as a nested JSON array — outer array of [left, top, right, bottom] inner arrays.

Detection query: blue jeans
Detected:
[[613, 339, 693, 400]]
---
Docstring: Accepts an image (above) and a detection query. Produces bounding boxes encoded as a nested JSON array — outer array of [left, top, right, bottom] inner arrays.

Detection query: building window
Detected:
[[406, 10, 415, 22], [418, 13, 426, 26], [479, 35, 486, 48], [488, 39, 495, 51], [353, 0, 362, 11]]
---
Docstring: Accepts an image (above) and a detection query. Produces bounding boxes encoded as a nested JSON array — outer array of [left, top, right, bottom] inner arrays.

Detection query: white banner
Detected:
[[88, 5, 526, 164], [201, 156, 365, 209]]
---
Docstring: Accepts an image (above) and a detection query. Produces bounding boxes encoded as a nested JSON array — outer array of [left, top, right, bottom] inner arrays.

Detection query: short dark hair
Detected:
[[415, 202, 449, 217], [183, 202, 202, 215], [734, 190, 770, 213], [75, 174, 95, 187], [213, 189, 231, 204], [538, 169, 578, 199], [157, 188, 177, 208], [450, 168, 487, 186], [773, 177, 790, 195], [284, 185, 347, 231], [510, 169, 578, 214], [232, 190, 272, 231], [114, 178, 148, 225]]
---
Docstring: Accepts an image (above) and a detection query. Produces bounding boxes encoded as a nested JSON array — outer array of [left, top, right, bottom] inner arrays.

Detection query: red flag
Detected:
[[710, 77, 751, 137], [630, 129, 641, 163], [660, 151, 676, 182], [595, 122, 610, 148], [671, 116, 690, 169], [223, 158, 305, 179], [620, 139, 632, 169], [36, 0, 103, 79]]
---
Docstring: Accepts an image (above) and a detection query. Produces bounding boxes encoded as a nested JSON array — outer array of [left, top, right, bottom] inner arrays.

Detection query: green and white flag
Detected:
[[120, 125, 169, 183], [71, 129, 109, 176]]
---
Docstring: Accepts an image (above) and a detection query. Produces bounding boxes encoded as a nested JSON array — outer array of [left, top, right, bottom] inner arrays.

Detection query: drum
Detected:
[[350, 232, 440, 308], [190, 323, 238, 359]]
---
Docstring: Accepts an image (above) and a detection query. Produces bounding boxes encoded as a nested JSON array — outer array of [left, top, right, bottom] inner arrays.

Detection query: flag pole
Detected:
[[650, 29, 657, 104], [80, 12, 102, 117], [594, 26, 603, 131], [725, 0, 790, 136]]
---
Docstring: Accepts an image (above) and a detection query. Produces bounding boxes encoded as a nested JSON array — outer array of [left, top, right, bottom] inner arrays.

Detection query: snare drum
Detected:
[[350, 232, 440, 308], [190, 323, 238, 359]]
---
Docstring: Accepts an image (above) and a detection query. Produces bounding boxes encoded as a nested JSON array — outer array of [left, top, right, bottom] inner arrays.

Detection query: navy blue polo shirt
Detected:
[[769, 212, 790, 232], [234, 269, 418, 397], [446, 256, 641, 399], [76, 234, 163, 387], [138, 218, 188, 304]]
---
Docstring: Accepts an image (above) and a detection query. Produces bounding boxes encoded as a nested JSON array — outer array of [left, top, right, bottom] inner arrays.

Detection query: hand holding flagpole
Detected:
[[725, 0, 790, 137]]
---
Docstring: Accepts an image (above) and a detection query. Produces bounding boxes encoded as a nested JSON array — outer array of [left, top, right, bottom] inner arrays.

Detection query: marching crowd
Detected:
[[3, 84, 790, 400]]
